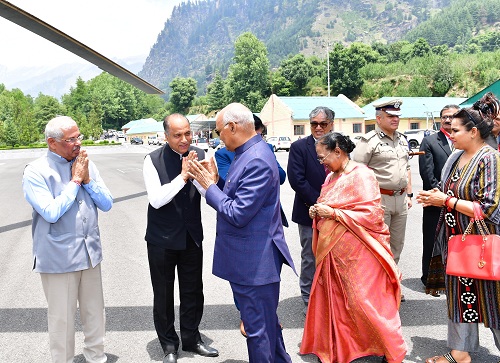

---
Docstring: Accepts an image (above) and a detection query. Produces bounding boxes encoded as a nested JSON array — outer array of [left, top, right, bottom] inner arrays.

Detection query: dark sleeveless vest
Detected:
[[145, 144, 204, 250]]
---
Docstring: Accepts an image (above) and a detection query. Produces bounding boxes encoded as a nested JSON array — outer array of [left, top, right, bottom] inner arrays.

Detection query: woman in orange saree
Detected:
[[300, 132, 407, 363]]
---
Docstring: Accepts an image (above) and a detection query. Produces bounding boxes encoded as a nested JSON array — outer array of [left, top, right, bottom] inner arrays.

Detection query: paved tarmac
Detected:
[[0, 144, 498, 362]]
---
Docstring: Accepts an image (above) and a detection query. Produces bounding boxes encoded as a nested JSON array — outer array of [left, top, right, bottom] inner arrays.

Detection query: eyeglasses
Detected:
[[441, 115, 453, 120], [317, 151, 331, 164], [57, 135, 84, 144], [310, 121, 332, 129], [214, 122, 237, 136]]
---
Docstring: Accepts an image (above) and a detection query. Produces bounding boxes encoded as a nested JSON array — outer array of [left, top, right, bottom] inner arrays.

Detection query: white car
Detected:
[[266, 136, 291, 152], [404, 129, 436, 149], [147, 136, 157, 145], [192, 137, 209, 152]]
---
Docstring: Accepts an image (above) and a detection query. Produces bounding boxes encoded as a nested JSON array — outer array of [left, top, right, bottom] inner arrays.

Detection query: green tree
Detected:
[[278, 54, 312, 96], [329, 43, 371, 98], [225, 32, 270, 110], [271, 70, 292, 96], [4, 120, 18, 147], [411, 38, 431, 57], [33, 94, 63, 136], [206, 71, 227, 112], [169, 77, 198, 114]]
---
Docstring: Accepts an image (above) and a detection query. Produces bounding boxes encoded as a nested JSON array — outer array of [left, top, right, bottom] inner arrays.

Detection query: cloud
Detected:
[[0, 0, 184, 67]]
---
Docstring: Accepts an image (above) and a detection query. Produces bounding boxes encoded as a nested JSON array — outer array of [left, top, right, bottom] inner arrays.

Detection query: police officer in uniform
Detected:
[[352, 99, 413, 272]]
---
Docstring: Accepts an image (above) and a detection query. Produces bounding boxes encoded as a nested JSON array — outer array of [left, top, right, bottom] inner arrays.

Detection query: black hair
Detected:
[[453, 107, 493, 140], [440, 104, 460, 117], [474, 92, 500, 119], [317, 132, 356, 154], [253, 114, 265, 132]]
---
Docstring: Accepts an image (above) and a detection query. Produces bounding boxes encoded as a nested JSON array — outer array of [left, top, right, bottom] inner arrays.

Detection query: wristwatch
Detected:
[[407, 193, 413, 198]]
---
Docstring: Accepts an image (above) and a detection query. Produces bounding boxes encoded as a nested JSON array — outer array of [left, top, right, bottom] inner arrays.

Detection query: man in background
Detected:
[[287, 106, 334, 313], [22, 116, 113, 363], [418, 104, 458, 287], [143, 114, 218, 363]]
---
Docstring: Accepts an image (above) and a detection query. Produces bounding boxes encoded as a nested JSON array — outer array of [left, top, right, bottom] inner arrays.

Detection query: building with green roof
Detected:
[[362, 96, 466, 132], [459, 79, 500, 108], [260, 94, 366, 141]]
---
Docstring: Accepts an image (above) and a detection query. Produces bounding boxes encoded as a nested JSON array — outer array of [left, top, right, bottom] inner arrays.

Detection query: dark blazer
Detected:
[[418, 131, 452, 190], [287, 135, 326, 226], [206, 135, 295, 286]]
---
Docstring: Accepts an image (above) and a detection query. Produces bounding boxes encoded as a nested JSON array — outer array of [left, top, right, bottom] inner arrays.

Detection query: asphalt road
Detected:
[[0, 144, 498, 362]]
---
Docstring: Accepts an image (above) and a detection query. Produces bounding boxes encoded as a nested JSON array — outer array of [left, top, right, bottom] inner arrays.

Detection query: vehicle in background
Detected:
[[192, 137, 209, 152], [147, 136, 157, 145], [116, 131, 126, 140], [266, 136, 291, 152], [404, 129, 436, 149], [130, 137, 144, 145], [156, 131, 166, 145], [216, 140, 225, 150], [209, 138, 220, 149]]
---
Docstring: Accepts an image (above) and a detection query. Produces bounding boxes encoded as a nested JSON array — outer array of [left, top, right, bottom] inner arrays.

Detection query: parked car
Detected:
[[116, 131, 126, 140], [130, 137, 144, 145], [147, 135, 157, 145], [404, 129, 436, 149], [156, 132, 166, 145], [266, 136, 291, 152], [216, 140, 225, 150], [209, 138, 220, 149], [192, 137, 209, 152]]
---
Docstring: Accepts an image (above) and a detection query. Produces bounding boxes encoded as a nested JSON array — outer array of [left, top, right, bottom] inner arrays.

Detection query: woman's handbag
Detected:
[[446, 202, 500, 280]]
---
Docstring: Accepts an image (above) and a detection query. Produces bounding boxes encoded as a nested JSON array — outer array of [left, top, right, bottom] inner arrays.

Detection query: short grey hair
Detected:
[[45, 116, 77, 141], [309, 106, 335, 121], [222, 104, 254, 131]]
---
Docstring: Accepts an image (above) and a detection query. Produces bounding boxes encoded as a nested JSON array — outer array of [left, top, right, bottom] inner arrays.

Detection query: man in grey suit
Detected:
[[418, 104, 459, 286], [22, 116, 113, 363]]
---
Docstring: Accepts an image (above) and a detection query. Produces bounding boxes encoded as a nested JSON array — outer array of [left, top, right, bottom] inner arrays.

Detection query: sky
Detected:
[[0, 0, 186, 68]]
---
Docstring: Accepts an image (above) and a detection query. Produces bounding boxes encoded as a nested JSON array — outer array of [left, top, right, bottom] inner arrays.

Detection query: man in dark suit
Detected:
[[287, 106, 334, 312], [189, 103, 296, 363], [418, 104, 459, 286], [143, 114, 218, 363]]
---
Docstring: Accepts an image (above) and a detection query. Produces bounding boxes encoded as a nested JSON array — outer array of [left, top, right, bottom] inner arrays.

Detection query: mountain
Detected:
[[0, 55, 145, 99], [138, 0, 447, 97]]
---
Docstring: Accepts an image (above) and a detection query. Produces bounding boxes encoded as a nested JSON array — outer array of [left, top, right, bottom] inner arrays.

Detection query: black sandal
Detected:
[[426, 352, 458, 363]]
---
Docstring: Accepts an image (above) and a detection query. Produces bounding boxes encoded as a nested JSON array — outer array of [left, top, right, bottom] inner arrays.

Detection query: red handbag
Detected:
[[446, 202, 500, 280]]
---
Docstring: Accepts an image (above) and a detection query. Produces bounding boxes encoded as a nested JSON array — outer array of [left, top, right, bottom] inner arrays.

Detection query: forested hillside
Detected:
[[139, 0, 499, 98]]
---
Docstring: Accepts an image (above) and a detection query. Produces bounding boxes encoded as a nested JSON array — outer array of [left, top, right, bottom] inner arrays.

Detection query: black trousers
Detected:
[[421, 206, 441, 284], [147, 234, 204, 353]]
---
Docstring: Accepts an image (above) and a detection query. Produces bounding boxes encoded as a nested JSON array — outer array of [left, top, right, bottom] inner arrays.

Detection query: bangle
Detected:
[[444, 195, 452, 207], [453, 198, 459, 210], [72, 180, 81, 186], [407, 193, 413, 198]]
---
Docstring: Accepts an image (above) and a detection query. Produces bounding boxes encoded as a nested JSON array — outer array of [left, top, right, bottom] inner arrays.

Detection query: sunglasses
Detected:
[[214, 122, 237, 136], [310, 121, 332, 129]]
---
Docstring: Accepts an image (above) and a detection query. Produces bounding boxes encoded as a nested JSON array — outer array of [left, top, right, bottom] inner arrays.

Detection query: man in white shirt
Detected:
[[143, 114, 218, 363]]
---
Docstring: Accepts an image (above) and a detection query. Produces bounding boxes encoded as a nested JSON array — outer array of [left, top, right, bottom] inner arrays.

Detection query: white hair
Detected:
[[45, 116, 77, 141], [222, 103, 254, 131]]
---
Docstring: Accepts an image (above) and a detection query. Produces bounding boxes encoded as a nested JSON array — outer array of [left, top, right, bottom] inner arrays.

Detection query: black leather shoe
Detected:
[[183, 341, 219, 357], [163, 352, 177, 363]]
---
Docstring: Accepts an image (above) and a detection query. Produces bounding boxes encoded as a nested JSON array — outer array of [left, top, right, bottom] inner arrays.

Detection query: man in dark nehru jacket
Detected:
[[352, 99, 413, 301], [143, 113, 218, 363]]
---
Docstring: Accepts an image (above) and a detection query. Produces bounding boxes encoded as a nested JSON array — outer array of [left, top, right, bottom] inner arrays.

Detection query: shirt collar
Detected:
[[234, 134, 262, 155]]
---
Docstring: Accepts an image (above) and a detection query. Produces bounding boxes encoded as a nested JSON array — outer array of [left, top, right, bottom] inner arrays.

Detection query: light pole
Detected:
[[324, 42, 331, 97]]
